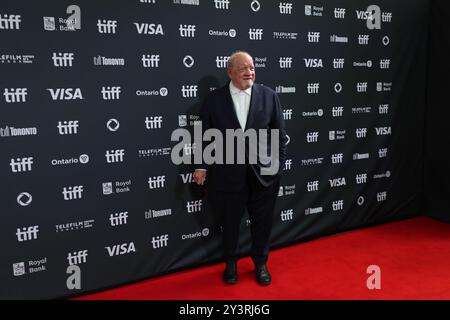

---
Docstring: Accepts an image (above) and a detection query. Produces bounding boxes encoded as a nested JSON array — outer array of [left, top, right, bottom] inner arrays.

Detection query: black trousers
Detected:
[[209, 165, 280, 266]]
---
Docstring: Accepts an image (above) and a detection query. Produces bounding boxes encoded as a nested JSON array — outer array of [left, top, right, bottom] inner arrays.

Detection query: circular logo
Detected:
[[317, 109, 323, 117], [202, 228, 210, 237], [107, 118, 120, 132], [183, 55, 194, 68], [386, 170, 391, 178], [367, 60, 372, 68], [159, 87, 168, 96], [79, 154, 89, 164], [357, 196, 365, 206], [251, 0, 261, 12], [17, 192, 32, 206], [334, 83, 343, 93], [228, 29, 236, 38], [382, 36, 390, 46]]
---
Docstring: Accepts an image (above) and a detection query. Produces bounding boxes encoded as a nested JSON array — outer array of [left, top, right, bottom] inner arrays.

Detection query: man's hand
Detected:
[[193, 170, 207, 186]]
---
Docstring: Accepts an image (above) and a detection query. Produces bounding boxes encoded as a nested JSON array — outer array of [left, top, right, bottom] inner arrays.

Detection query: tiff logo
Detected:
[[97, 19, 117, 33], [382, 12, 392, 22], [279, 3, 293, 14], [110, 212, 128, 226], [186, 200, 202, 213], [379, 104, 389, 114], [58, 120, 79, 135], [152, 234, 169, 248], [52, 52, 74, 67], [283, 159, 292, 170], [380, 59, 390, 69], [105, 149, 125, 163], [184, 143, 197, 156], [148, 176, 165, 189], [379, 148, 387, 158], [181, 85, 198, 98], [283, 109, 292, 120], [308, 32, 320, 42], [332, 200, 344, 211], [3, 88, 27, 103], [67, 250, 88, 265], [307, 181, 319, 192], [332, 106, 344, 117], [249, 28, 263, 40], [10, 157, 33, 172], [0, 14, 21, 29], [214, 0, 230, 9], [179, 24, 196, 37], [307, 83, 319, 94], [334, 8, 345, 19], [216, 56, 230, 68], [356, 173, 367, 184], [306, 131, 319, 143], [62, 186, 84, 200], [281, 209, 294, 221], [377, 191, 387, 202], [101, 86, 121, 100], [142, 54, 160, 67], [145, 116, 163, 129], [357, 82, 368, 92], [358, 35, 369, 45], [279, 57, 293, 68], [356, 128, 367, 138], [16, 226, 39, 242], [333, 58, 345, 69], [332, 153, 343, 164]]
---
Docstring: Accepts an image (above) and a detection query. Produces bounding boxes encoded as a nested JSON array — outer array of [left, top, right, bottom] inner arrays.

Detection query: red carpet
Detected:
[[75, 216, 450, 300]]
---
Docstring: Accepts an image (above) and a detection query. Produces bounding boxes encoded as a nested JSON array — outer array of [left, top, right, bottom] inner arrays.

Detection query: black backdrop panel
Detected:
[[0, 0, 428, 299]]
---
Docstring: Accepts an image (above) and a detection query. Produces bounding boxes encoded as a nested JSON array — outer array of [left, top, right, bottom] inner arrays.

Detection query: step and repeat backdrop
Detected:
[[0, 0, 428, 299]]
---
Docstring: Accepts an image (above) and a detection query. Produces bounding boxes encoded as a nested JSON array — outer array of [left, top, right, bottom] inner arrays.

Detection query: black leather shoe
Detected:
[[223, 262, 238, 284], [255, 264, 271, 286]]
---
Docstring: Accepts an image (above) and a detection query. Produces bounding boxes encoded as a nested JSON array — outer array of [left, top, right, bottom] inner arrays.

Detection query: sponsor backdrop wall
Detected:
[[0, 0, 429, 299], [425, 0, 450, 223]]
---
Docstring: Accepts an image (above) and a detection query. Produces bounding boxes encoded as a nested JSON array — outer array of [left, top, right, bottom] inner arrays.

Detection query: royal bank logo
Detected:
[[0, 13, 22, 30], [13, 258, 48, 276], [0, 54, 35, 64], [329, 130, 345, 140], [178, 114, 201, 127], [278, 184, 296, 196], [43, 5, 81, 31], [102, 180, 132, 195], [254, 57, 267, 68], [376, 82, 392, 92], [304, 5, 322, 16]]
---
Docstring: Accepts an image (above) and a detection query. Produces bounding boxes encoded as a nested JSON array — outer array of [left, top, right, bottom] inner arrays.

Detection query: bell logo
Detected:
[[366, 265, 381, 289]]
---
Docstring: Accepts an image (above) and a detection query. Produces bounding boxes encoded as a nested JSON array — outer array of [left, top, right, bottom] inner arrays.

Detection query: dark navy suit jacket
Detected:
[[195, 82, 287, 192]]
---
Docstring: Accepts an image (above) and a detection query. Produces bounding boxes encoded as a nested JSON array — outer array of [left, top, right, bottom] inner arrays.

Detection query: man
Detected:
[[193, 51, 287, 285]]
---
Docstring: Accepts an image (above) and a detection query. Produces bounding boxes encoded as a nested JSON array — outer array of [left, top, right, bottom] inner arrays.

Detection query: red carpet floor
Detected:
[[75, 216, 450, 300]]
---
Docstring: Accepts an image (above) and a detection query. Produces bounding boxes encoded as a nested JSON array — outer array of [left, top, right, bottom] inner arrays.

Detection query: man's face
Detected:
[[227, 54, 256, 90]]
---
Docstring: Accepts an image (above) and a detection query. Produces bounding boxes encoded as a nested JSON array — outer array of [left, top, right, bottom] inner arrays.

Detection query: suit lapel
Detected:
[[244, 84, 259, 131]]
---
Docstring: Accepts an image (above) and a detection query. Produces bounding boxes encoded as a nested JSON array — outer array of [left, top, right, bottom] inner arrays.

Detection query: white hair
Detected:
[[227, 51, 253, 69]]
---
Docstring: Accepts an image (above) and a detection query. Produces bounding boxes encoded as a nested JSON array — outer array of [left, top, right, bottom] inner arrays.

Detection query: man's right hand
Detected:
[[193, 170, 207, 186]]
